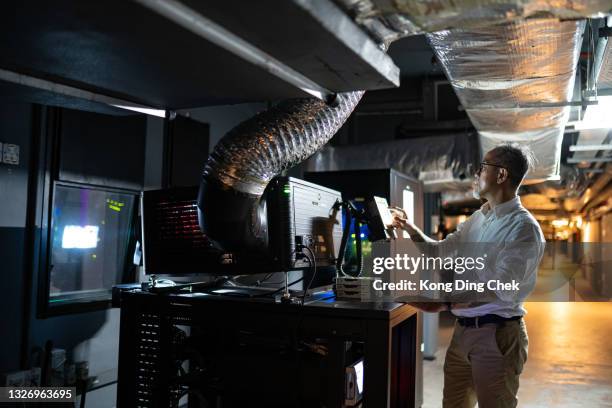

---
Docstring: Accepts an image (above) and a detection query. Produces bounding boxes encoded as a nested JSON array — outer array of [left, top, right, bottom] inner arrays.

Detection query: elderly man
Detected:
[[393, 143, 545, 408]]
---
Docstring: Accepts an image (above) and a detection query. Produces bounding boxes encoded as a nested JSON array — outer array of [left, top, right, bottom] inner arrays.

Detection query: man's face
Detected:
[[474, 151, 504, 197]]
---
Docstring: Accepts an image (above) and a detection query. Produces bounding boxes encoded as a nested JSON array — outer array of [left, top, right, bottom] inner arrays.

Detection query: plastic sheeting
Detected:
[[426, 18, 585, 180], [304, 133, 480, 192]]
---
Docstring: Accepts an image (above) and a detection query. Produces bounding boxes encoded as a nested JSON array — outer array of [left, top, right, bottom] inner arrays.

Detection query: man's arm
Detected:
[[391, 209, 470, 253], [391, 215, 437, 243]]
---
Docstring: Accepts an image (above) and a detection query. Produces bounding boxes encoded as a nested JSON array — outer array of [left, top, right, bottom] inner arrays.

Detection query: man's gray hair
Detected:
[[490, 143, 536, 187]]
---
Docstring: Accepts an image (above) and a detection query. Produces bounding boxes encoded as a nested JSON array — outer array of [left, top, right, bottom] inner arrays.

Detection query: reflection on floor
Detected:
[[423, 303, 612, 407]]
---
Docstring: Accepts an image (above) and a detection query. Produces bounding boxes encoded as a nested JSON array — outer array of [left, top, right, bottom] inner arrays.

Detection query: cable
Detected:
[[335, 200, 364, 277], [253, 276, 305, 297], [301, 246, 317, 305], [353, 216, 363, 276], [336, 201, 353, 276], [259, 273, 274, 285]]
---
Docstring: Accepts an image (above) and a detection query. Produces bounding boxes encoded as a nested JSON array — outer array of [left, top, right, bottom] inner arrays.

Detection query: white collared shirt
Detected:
[[435, 196, 546, 317]]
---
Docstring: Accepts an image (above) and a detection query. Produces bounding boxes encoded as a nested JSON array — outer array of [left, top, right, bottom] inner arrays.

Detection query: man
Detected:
[[393, 143, 545, 408]]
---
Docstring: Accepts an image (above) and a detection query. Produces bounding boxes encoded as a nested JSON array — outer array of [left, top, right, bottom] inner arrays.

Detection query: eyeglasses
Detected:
[[475, 162, 507, 176]]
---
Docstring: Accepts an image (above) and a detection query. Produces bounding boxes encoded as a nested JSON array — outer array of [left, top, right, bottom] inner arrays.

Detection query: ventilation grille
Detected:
[[135, 313, 161, 408], [154, 199, 209, 249]]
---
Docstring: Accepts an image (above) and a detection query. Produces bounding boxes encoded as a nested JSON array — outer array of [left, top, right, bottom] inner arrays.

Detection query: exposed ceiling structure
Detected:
[[1, 1, 612, 218], [0, 0, 399, 111], [333, 0, 612, 217]]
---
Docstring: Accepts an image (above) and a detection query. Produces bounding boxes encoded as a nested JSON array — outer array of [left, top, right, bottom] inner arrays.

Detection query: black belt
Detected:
[[457, 314, 522, 328]]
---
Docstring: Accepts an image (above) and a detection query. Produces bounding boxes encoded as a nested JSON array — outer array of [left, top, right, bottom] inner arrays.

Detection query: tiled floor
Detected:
[[422, 303, 612, 407]]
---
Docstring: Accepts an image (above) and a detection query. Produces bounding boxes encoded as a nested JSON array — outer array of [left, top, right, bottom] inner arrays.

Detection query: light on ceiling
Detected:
[[572, 215, 583, 229], [551, 219, 569, 228], [110, 105, 167, 118], [574, 96, 612, 130]]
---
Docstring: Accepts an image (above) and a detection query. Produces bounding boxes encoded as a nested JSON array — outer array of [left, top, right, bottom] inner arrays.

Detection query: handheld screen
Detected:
[[374, 196, 393, 227]]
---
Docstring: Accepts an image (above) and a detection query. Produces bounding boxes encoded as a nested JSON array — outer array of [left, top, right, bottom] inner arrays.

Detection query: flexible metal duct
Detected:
[[198, 92, 363, 251]]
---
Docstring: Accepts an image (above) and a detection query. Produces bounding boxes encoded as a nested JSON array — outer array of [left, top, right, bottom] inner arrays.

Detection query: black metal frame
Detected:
[[29, 107, 141, 318], [39, 181, 139, 317]]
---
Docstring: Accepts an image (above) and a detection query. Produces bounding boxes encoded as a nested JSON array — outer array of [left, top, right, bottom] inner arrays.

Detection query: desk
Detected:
[[116, 289, 422, 407]]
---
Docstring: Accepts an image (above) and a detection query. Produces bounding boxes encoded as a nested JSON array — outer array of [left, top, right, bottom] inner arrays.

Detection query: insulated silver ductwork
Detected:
[[335, 0, 610, 42], [427, 18, 585, 181], [198, 92, 363, 251], [334, 0, 611, 182], [306, 132, 480, 192]]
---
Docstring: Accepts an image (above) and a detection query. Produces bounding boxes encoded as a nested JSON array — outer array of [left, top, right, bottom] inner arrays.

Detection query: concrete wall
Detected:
[[0, 101, 33, 373], [179, 102, 267, 150]]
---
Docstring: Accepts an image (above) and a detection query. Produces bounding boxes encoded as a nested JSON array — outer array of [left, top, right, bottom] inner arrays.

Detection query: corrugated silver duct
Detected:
[[427, 18, 585, 181], [198, 92, 363, 251]]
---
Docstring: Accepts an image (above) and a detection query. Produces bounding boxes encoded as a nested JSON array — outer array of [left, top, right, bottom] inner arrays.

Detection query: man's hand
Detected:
[[392, 214, 418, 235], [389, 207, 432, 244]]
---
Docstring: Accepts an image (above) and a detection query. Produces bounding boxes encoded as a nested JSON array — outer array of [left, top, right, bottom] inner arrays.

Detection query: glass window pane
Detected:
[[49, 185, 135, 304]]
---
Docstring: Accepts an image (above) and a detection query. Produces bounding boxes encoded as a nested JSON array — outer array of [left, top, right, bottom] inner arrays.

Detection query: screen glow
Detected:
[[61, 225, 99, 249], [402, 188, 415, 239], [355, 359, 364, 394]]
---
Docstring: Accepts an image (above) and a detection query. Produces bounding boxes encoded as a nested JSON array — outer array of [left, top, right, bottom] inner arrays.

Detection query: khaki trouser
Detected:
[[442, 319, 529, 408]]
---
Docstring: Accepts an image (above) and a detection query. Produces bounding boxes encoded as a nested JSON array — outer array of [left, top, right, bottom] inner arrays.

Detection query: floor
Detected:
[[422, 302, 612, 407]]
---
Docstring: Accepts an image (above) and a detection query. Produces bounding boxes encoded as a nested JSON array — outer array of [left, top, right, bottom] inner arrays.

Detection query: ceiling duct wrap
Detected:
[[305, 132, 480, 192], [335, 0, 609, 42], [427, 19, 585, 181], [333, 0, 610, 181]]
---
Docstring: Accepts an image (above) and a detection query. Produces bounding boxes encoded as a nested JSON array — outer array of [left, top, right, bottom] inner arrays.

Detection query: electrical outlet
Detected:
[[2, 143, 19, 165]]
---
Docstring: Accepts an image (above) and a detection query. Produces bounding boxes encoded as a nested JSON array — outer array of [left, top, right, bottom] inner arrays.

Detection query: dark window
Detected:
[[47, 184, 136, 306]]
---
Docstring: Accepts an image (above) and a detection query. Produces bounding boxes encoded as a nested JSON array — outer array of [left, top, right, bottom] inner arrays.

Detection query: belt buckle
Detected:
[[474, 316, 479, 328]]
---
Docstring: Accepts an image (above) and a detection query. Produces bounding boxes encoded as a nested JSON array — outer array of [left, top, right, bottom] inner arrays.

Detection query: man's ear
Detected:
[[497, 168, 509, 184]]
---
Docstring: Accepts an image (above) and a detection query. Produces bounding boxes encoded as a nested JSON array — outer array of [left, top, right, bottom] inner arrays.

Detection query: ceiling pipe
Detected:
[[584, 184, 612, 213], [565, 163, 612, 212]]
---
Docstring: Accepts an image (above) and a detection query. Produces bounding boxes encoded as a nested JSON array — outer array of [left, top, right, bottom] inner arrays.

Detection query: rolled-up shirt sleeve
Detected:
[[486, 221, 545, 302], [427, 215, 473, 257]]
